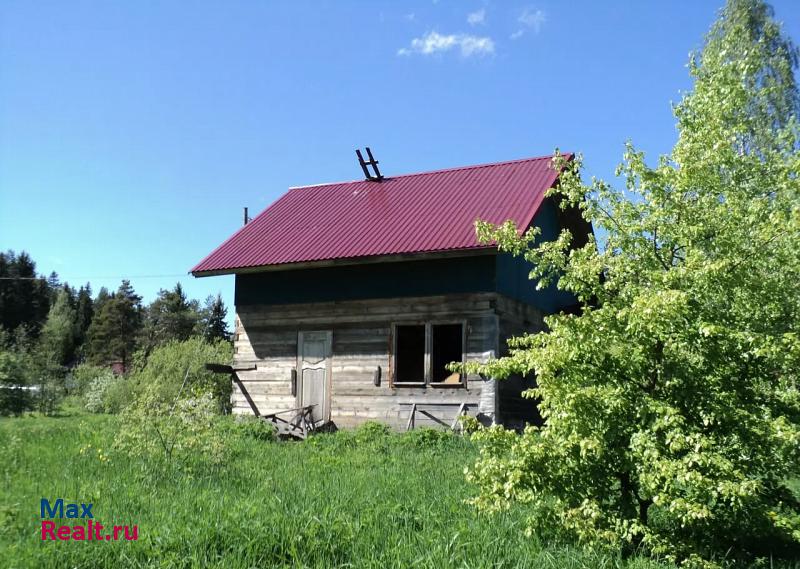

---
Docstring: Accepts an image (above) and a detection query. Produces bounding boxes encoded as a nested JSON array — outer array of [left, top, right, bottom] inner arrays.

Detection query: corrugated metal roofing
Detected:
[[191, 154, 570, 275]]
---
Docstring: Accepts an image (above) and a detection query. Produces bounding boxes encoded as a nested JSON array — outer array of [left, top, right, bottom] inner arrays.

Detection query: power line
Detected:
[[0, 273, 196, 281]]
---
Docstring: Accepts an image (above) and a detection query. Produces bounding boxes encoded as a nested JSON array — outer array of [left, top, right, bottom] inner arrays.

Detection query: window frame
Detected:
[[390, 320, 467, 388]]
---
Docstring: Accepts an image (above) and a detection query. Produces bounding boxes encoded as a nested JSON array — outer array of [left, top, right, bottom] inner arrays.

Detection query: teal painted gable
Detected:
[[495, 199, 577, 313]]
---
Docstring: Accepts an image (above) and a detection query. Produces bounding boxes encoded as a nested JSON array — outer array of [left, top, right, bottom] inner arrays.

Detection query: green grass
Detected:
[[0, 413, 672, 569]]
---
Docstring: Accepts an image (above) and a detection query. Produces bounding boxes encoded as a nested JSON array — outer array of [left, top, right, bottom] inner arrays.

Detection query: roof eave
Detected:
[[191, 246, 497, 278]]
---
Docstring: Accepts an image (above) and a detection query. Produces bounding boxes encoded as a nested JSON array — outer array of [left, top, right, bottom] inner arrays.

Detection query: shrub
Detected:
[[353, 421, 392, 445], [83, 371, 129, 414], [115, 390, 230, 467], [114, 338, 234, 467], [400, 427, 459, 450], [0, 349, 33, 416], [222, 415, 277, 442], [71, 363, 109, 396], [127, 337, 233, 413], [101, 377, 133, 414]]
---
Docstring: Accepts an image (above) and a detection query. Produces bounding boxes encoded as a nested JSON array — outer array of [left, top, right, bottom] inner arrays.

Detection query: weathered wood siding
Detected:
[[232, 293, 502, 429]]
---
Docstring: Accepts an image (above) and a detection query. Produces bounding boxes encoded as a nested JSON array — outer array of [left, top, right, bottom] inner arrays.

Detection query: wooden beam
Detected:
[[231, 373, 261, 417], [406, 403, 416, 432]]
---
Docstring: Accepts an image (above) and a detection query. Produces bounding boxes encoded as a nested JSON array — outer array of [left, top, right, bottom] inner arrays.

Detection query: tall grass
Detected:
[[0, 414, 671, 569]]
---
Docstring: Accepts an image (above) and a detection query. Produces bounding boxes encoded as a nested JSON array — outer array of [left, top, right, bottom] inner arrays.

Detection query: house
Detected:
[[191, 152, 591, 431]]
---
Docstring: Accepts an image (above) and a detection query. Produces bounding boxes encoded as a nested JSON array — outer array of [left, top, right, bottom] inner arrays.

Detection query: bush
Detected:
[[222, 415, 277, 442], [115, 391, 230, 467], [101, 377, 133, 414], [353, 421, 392, 445], [127, 337, 233, 413], [83, 371, 128, 414], [71, 363, 109, 396], [0, 349, 34, 416], [399, 427, 459, 450], [113, 338, 234, 467]]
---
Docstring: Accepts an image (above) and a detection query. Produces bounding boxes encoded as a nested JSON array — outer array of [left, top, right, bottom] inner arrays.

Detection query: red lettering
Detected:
[[56, 526, 71, 540], [72, 525, 86, 540], [41, 521, 56, 540], [113, 526, 123, 540], [94, 522, 104, 540], [124, 525, 138, 541]]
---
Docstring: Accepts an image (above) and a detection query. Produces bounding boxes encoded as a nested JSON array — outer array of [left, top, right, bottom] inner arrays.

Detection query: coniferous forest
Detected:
[[0, 249, 231, 416]]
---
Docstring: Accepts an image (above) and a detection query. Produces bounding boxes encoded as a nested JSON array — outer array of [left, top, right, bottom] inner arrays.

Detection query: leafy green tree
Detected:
[[34, 289, 78, 413], [86, 280, 142, 369], [199, 293, 231, 342], [467, 0, 800, 565], [39, 288, 77, 366]]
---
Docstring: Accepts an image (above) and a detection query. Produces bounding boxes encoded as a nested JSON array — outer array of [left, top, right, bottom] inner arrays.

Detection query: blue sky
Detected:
[[2, 0, 799, 324]]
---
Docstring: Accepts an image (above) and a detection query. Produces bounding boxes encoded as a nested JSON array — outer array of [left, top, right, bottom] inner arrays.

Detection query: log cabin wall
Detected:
[[232, 292, 548, 430]]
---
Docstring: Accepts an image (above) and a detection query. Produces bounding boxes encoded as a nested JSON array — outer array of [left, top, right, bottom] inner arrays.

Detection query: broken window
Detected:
[[395, 324, 426, 383], [393, 322, 464, 386], [431, 324, 463, 384]]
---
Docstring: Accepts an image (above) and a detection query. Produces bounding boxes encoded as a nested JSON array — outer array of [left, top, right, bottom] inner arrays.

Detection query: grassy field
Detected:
[[0, 413, 674, 569]]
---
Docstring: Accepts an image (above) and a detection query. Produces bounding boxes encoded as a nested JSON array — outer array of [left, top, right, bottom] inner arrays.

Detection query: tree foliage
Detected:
[[85, 280, 143, 369], [0, 251, 51, 339], [467, 1, 800, 565], [115, 337, 234, 466], [139, 283, 201, 359], [39, 288, 77, 366], [199, 293, 231, 342], [127, 336, 233, 413], [0, 330, 34, 416]]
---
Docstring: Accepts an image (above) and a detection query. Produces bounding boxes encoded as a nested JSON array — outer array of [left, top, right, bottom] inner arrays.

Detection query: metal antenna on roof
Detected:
[[355, 147, 384, 182]]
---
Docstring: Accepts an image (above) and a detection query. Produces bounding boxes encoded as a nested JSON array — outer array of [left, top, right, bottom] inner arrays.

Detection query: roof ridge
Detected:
[[287, 153, 569, 191]]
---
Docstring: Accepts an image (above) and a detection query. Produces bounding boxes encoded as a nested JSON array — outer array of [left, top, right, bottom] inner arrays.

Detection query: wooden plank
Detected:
[[406, 403, 416, 432]]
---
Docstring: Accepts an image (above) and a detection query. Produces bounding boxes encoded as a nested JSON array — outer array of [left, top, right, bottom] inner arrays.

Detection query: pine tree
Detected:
[[200, 294, 230, 342], [0, 250, 51, 338], [93, 286, 111, 314], [73, 284, 94, 352], [140, 283, 201, 356], [86, 280, 142, 369]]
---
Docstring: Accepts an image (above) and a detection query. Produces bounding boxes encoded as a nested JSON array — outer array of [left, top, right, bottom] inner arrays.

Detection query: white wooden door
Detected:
[[297, 331, 332, 424]]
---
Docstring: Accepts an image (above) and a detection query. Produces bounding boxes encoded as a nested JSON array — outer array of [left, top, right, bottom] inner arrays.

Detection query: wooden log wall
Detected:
[[232, 293, 544, 430]]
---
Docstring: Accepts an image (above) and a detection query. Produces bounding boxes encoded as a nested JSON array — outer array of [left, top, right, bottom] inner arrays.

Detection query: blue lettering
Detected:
[[40, 498, 63, 519]]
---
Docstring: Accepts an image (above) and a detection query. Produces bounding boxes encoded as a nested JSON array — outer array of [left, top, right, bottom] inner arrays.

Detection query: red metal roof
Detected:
[[191, 154, 570, 275]]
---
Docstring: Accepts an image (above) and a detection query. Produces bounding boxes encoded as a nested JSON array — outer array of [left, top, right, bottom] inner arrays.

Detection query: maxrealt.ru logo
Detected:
[[40, 498, 138, 541]]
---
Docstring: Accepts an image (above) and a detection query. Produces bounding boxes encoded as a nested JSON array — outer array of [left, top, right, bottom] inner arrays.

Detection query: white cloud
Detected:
[[467, 8, 486, 26], [397, 31, 495, 57], [511, 7, 545, 39]]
